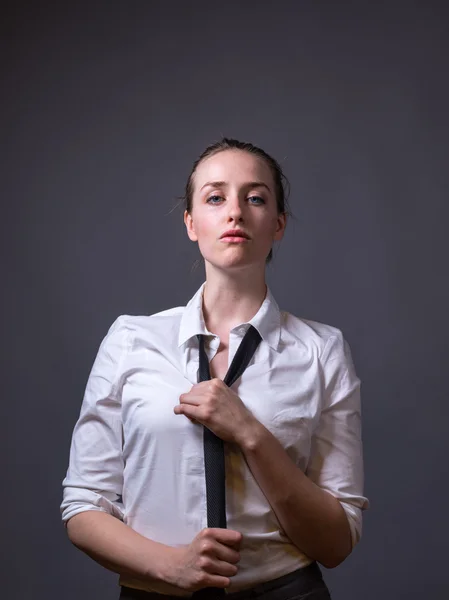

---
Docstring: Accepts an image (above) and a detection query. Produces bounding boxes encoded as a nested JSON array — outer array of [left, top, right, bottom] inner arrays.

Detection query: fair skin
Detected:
[[66, 149, 351, 593], [178, 150, 352, 570]]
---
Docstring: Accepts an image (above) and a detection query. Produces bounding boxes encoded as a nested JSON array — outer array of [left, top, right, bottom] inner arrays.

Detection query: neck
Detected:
[[202, 263, 267, 335]]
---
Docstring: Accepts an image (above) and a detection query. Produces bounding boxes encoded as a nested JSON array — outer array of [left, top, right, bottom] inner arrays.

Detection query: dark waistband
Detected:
[[120, 562, 323, 600]]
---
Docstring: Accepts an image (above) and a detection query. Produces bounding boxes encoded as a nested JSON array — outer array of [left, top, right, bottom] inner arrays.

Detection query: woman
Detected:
[[61, 138, 369, 599]]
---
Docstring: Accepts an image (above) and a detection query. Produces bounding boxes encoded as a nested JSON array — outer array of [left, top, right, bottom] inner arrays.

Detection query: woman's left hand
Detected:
[[174, 379, 256, 444]]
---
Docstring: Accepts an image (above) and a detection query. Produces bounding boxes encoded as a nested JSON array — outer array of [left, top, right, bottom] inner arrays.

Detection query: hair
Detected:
[[183, 137, 291, 263]]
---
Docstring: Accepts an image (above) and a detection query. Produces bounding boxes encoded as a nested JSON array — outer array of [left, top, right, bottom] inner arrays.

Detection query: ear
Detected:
[[273, 212, 287, 242], [184, 210, 198, 242]]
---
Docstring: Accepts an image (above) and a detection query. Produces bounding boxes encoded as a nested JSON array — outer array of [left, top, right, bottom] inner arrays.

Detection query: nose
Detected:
[[226, 196, 244, 223]]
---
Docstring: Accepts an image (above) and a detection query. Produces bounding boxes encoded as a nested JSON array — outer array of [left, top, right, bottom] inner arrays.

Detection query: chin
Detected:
[[205, 254, 261, 272], [201, 245, 268, 270]]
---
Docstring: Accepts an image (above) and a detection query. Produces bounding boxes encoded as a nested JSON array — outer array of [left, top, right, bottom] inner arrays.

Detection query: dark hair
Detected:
[[183, 137, 291, 263]]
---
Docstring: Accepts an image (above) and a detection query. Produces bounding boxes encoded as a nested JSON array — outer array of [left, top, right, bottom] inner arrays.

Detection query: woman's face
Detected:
[[184, 150, 286, 271]]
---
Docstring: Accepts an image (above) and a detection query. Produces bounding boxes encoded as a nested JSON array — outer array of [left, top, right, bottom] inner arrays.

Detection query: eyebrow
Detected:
[[200, 180, 271, 192]]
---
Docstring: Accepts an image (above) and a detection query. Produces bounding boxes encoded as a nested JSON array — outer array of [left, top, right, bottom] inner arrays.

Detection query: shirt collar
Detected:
[[178, 282, 281, 351]]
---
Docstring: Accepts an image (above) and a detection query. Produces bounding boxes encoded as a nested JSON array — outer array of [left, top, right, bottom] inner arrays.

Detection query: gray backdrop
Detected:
[[2, 1, 448, 599]]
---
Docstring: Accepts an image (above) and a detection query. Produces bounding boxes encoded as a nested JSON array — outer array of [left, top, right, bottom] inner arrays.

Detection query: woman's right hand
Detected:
[[166, 527, 242, 591]]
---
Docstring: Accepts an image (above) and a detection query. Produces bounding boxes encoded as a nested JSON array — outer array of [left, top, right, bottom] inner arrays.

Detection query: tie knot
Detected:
[[197, 325, 262, 387]]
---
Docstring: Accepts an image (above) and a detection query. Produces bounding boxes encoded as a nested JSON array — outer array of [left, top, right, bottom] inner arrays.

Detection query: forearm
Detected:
[[66, 510, 177, 584], [239, 420, 352, 568]]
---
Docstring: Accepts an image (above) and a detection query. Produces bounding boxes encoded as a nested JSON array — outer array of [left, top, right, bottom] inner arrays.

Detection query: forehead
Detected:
[[193, 150, 273, 189]]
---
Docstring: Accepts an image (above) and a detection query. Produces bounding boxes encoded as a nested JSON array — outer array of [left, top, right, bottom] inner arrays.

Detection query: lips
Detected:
[[220, 229, 250, 239]]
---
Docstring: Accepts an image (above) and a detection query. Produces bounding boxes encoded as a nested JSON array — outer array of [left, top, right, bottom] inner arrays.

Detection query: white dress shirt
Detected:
[[61, 283, 369, 595]]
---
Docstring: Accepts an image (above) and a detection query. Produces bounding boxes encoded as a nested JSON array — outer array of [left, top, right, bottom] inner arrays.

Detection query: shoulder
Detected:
[[282, 311, 359, 399], [103, 305, 186, 350], [281, 310, 347, 360]]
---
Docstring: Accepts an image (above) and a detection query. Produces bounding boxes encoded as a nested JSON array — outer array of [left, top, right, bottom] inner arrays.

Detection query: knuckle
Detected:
[[198, 556, 211, 569], [203, 407, 213, 420], [196, 571, 208, 585], [200, 540, 212, 554]]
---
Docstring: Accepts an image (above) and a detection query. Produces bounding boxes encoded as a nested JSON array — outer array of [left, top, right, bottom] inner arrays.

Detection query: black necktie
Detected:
[[192, 325, 262, 598]]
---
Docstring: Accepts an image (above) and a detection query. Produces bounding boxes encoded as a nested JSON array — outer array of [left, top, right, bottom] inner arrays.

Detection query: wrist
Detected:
[[236, 416, 266, 452], [151, 544, 182, 587]]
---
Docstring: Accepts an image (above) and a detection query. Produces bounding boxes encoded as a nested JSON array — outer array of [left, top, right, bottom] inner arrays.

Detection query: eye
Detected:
[[206, 195, 223, 204], [248, 195, 265, 205]]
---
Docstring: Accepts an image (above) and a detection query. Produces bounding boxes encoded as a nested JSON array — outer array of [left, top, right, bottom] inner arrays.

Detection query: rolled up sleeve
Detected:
[[306, 332, 369, 547], [60, 316, 131, 525]]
